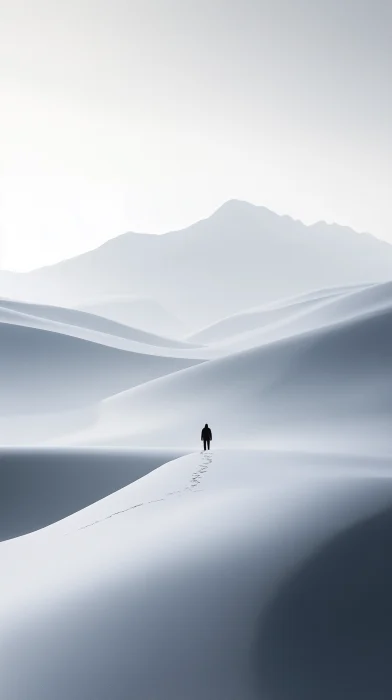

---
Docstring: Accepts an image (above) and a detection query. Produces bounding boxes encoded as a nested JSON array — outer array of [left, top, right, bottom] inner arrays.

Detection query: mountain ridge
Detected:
[[4, 200, 389, 276], [1, 200, 391, 330]]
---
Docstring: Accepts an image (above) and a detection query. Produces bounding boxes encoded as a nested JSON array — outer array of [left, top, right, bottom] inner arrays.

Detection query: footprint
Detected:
[[76, 453, 214, 532]]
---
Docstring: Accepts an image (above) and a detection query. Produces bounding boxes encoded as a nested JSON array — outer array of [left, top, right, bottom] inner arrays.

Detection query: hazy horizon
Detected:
[[1, 0, 391, 271]]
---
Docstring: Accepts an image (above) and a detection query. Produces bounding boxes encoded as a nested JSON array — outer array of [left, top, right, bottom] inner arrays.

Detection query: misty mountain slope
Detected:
[[76, 294, 189, 338], [0, 321, 202, 416], [1, 201, 391, 329], [0, 447, 184, 541], [68, 300, 392, 452], [0, 298, 195, 350], [1, 450, 392, 699]]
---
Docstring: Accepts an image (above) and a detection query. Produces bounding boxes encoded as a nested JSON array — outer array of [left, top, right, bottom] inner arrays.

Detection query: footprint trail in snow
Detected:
[[76, 451, 213, 532]]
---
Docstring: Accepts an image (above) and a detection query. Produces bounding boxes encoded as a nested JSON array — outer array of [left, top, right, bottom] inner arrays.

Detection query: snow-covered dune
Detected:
[[0, 300, 203, 445], [70, 297, 392, 453], [0, 298, 196, 349], [77, 294, 189, 339], [4, 282, 392, 447], [188, 282, 379, 346], [255, 501, 392, 699], [1, 450, 392, 699], [0, 447, 184, 541], [187, 286, 356, 345], [0, 321, 202, 416], [188, 296, 327, 345], [1, 270, 392, 698], [198, 280, 392, 355], [262, 282, 373, 310]]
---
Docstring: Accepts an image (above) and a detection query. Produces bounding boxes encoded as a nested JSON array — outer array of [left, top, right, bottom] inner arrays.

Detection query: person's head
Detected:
[[205, 423, 208, 427]]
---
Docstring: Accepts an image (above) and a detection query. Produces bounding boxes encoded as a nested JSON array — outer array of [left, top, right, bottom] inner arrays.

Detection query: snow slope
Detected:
[[77, 294, 189, 338], [1, 271, 392, 698], [1, 450, 392, 699], [0, 447, 184, 541], [0, 298, 196, 349], [188, 283, 373, 344], [0, 318, 202, 417], [193, 280, 392, 356], [0, 299, 203, 445], [3, 281, 392, 450], [68, 287, 392, 453]]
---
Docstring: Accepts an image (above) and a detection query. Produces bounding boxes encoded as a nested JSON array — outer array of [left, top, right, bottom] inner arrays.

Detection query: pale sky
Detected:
[[1, 0, 391, 271]]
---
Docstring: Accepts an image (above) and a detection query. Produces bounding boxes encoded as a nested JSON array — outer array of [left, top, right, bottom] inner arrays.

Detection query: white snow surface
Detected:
[[1, 449, 392, 699], [0, 297, 198, 350], [2, 270, 392, 698], [61, 280, 392, 453], [0, 300, 203, 435], [76, 294, 189, 338]]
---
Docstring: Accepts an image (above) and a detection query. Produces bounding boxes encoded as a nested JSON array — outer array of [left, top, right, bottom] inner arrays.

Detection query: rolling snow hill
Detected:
[[1, 449, 392, 699], [0, 315, 202, 417], [0, 447, 184, 540], [63, 281, 392, 453], [77, 295, 189, 338]]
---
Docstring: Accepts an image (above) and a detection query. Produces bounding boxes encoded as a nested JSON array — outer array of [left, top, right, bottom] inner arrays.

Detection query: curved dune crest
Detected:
[[77, 294, 189, 339], [0, 298, 197, 349], [189, 281, 392, 353], [0, 320, 202, 416], [0, 448, 184, 541], [70, 297, 392, 452], [187, 282, 371, 344]]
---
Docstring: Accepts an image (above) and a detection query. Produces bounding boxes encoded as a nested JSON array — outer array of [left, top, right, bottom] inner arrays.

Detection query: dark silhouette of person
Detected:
[[201, 423, 212, 451]]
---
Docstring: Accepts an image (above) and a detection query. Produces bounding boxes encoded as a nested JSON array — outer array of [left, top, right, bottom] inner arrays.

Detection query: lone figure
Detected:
[[201, 423, 212, 451]]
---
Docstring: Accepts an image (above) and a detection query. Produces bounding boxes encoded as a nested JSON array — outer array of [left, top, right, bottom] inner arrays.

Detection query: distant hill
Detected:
[[77, 295, 188, 339], [1, 200, 391, 330]]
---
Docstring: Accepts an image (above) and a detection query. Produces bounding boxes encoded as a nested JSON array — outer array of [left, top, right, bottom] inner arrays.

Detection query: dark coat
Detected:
[[201, 426, 212, 441]]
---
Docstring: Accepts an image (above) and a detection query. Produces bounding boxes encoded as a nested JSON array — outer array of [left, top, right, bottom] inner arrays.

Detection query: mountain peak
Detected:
[[212, 199, 287, 224], [214, 199, 258, 215]]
